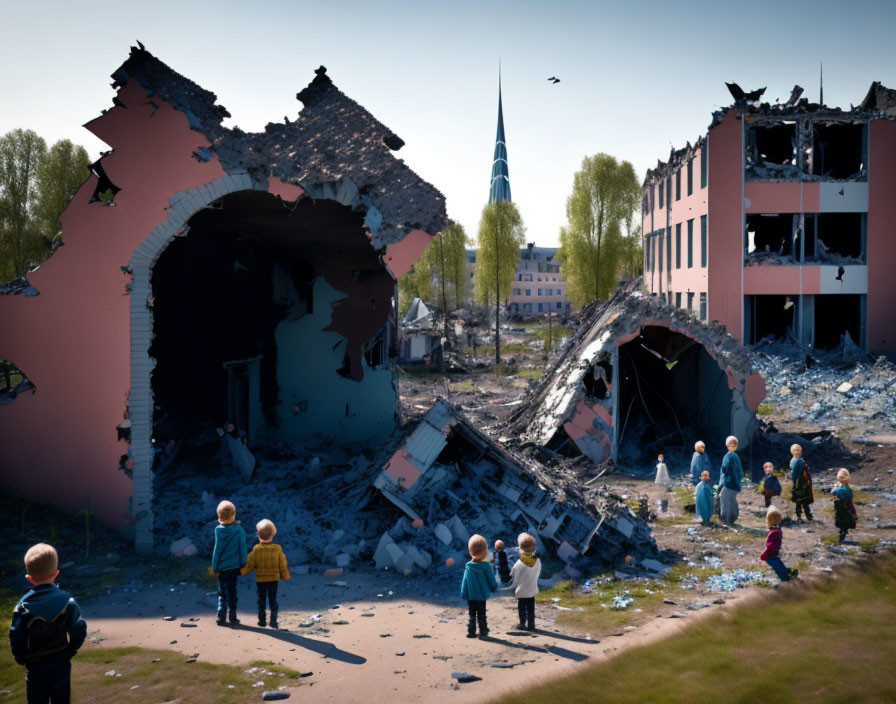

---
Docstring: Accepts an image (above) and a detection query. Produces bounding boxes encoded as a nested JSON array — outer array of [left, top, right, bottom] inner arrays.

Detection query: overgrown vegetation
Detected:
[[497, 552, 896, 704]]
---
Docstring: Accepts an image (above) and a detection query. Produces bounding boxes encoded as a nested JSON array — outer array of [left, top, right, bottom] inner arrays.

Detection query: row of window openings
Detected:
[[518, 274, 561, 282], [661, 291, 708, 321], [644, 149, 707, 212], [511, 302, 570, 312], [646, 216, 707, 272], [513, 288, 564, 296]]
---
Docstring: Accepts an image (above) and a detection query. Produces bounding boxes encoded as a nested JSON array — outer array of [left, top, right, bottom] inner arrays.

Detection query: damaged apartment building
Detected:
[[642, 82, 896, 357], [506, 280, 766, 466], [0, 45, 447, 553]]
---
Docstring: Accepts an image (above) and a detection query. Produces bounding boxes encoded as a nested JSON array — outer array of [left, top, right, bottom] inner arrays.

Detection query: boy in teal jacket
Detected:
[[212, 500, 247, 625], [460, 534, 497, 638]]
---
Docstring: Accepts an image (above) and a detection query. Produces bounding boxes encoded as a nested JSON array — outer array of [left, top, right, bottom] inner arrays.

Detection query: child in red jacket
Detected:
[[760, 506, 796, 582]]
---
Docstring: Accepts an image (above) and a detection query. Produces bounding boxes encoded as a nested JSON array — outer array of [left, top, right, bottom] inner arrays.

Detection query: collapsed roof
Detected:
[[506, 280, 766, 465], [373, 399, 655, 565], [112, 45, 445, 250]]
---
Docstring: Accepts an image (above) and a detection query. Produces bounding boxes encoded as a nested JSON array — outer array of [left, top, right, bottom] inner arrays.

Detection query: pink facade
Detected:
[[0, 47, 446, 550], [643, 88, 896, 358], [867, 120, 896, 353], [506, 247, 572, 317]]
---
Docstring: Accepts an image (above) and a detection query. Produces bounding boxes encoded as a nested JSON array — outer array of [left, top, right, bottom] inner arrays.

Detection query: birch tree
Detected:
[[474, 201, 525, 363]]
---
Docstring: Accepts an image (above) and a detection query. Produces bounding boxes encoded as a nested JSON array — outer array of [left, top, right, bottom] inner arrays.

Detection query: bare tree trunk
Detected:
[[495, 221, 501, 365]]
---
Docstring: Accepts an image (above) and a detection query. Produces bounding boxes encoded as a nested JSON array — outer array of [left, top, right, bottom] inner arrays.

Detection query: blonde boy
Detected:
[[510, 533, 542, 631], [760, 507, 794, 582], [789, 443, 814, 522], [9, 543, 87, 703], [241, 519, 290, 628], [460, 534, 497, 638], [211, 500, 247, 625]]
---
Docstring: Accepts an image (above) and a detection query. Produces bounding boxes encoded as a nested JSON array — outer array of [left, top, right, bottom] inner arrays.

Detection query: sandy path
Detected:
[[82, 569, 744, 703]]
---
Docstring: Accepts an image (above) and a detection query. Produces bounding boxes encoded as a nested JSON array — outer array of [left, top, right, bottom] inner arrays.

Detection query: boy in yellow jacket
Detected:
[[241, 519, 290, 628]]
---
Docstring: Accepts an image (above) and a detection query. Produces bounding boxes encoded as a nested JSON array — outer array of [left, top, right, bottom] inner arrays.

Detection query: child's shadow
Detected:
[[529, 628, 599, 645], [234, 624, 366, 665], [480, 635, 590, 662]]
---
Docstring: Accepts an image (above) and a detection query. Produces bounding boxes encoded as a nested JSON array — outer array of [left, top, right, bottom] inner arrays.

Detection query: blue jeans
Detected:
[[217, 568, 240, 620], [766, 556, 790, 582], [26, 657, 71, 704], [257, 581, 279, 625]]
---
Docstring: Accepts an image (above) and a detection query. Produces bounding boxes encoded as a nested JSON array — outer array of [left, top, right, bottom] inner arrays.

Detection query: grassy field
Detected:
[[495, 551, 896, 704]]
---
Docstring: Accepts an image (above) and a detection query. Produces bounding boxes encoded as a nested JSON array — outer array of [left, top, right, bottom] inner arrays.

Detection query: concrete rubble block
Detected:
[[614, 517, 635, 539], [323, 567, 344, 579], [335, 553, 351, 568], [556, 541, 578, 564], [837, 382, 853, 393], [169, 537, 195, 556], [447, 515, 470, 544], [373, 533, 397, 570], [331, 529, 345, 543], [402, 545, 432, 570], [394, 549, 416, 574], [564, 563, 582, 579], [640, 558, 670, 574], [434, 522, 453, 546], [385, 542, 406, 567]]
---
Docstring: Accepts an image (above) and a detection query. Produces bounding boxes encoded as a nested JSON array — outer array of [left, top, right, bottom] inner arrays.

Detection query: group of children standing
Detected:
[[460, 532, 542, 637], [211, 500, 291, 628], [683, 440, 859, 582]]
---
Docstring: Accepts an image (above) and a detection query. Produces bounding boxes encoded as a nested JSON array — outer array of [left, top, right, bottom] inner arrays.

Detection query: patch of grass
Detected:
[[537, 577, 667, 632], [449, 379, 475, 392], [517, 368, 542, 380], [671, 486, 694, 506], [0, 640, 302, 702], [495, 553, 896, 704], [859, 538, 880, 553], [757, 402, 775, 417], [821, 535, 841, 547]]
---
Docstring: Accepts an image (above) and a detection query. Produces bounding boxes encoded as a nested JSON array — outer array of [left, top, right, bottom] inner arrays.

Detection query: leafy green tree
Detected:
[[397, 263, 433, 316], [35, 139, 90, 243], [556, 154, 640, 306], [0, 129, 47, 281], [417, 219, 469, 343], [618, 224, 643, 280], [0, 131, 91, 282], [474, 201, 525, 363]]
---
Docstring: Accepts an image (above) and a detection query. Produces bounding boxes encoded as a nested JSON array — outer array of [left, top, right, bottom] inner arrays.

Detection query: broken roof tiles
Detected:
[[112, 45, 446, 249]]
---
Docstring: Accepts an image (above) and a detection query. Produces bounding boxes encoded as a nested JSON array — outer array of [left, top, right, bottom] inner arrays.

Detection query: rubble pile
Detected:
[[153, 399, 658, 576], [752, 343, 896, 435]]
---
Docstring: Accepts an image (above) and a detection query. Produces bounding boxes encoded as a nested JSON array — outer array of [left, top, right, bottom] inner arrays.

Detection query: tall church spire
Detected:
[[488, 66, 511, 203]]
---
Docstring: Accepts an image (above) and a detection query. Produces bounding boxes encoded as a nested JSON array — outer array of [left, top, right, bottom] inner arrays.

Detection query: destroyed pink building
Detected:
[[642, 83, 896, 358], [508, 281, 766, 466], [0, 46, 446, 552]]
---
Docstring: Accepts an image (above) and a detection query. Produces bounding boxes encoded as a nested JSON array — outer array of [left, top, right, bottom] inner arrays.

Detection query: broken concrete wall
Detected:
[[0, 45, 446, 551], [374, 400, 655, 567], [507, 280, 765, 465]]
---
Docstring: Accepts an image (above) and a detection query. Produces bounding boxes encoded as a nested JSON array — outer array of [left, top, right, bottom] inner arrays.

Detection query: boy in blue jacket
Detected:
[[460, 534, 497, 639], [212, 500, 247, 625], [9, 543, 86, 704]]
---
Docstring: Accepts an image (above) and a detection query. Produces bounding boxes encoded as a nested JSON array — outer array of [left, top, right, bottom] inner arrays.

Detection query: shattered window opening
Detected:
[[745, 294, 796, 345], [812, 122, 866, 179], [747, 122, 796, 170], [814, 294, 864, 350], [745, 213, 798, 263]]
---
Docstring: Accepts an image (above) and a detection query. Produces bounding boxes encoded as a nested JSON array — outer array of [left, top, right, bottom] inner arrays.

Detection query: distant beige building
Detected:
[[507, 245, 571, 317]]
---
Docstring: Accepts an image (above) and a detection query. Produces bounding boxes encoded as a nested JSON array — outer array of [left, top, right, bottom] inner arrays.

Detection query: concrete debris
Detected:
[[374, 399, 656, 566], [452, 672, 482, 683], [169, 537, 196, 557], [262, 693, 290, 701]]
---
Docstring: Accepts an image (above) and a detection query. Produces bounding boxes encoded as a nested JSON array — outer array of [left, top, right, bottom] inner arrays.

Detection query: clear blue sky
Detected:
[[1, 0, 894, 246]]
